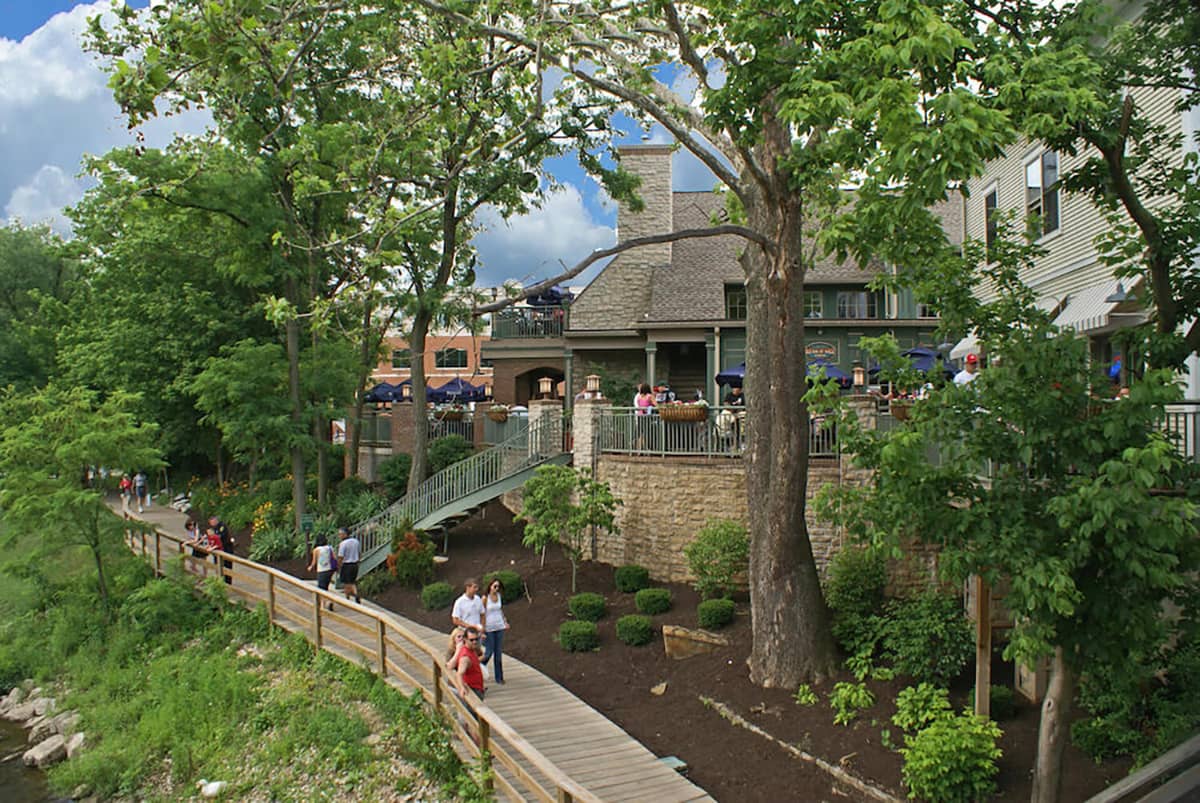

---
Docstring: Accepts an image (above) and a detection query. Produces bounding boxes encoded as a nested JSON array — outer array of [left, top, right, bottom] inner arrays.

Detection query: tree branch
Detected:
[[473, 224, 774, 314]]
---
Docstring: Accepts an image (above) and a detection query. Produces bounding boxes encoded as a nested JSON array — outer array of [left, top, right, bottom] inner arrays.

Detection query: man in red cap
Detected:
[[954, 353, 981, 386]]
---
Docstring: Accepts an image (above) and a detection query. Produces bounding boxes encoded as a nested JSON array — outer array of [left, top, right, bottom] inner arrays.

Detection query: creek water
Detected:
[[0, 717, 53, 801]]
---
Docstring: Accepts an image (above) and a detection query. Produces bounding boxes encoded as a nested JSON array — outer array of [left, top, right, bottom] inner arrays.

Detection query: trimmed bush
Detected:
[[615, 615, 653, 646], [420, 581, 455, 611], [248, 526, 304, 562], [697, 598, 736, 629], [389, 531, 436, 589], [971, 684, 1017, 721], [357, 571, 395, 597], [378, 453, 413, 500], [558, 621, 600, 652], [428, 435, 474, 474], [683, 518, 749, 599], [883, 592, 974, 686], [635, 587, 672, 615], [901, 713, 1002, 803], [568, 592, 607, 622], [826, 546, 887, 617], [482, 570, 524, 604], [614, 564, 650, 593]]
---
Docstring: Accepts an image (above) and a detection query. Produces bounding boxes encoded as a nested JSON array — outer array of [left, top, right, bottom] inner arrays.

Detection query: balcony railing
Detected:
[[428, 411, 475, 442], [597, 406, 837, 459], [491, 305, 567, 339]]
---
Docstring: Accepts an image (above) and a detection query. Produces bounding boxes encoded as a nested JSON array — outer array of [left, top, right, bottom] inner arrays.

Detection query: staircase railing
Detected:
[[350, 415, 565, 571]]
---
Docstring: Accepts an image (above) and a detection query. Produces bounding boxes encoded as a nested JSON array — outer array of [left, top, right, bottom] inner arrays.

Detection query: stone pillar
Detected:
[[527, 398, 563, 458], [572, 397, 612, 477], [564, 349, 575, 413], [391, 401, 418, 457], [645, 341, 657, 388], [845, 396, 878, 431]]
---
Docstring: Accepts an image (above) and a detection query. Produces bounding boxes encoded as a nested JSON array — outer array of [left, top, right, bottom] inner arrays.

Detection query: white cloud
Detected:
[[5, 165, 84, 234], [1, 2, 209, 232], [472, 185, 616, 287]]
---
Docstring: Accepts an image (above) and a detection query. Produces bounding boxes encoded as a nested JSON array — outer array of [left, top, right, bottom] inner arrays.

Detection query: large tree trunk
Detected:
[[407, 309, 432, 494], [742, 114, 839, 688], [347, 300, 376, 479], [285, 276, 307, 533], [314, 413, 328, 504], [1031, 647, 1076, 803]]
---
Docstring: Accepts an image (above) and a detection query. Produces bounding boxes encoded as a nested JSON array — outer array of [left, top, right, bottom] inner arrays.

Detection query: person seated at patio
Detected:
[[723, 386, 744, 407], [654, 384, 676, 404]]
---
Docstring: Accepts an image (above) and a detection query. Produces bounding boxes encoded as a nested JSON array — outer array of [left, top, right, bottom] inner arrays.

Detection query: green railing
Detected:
[[352, 414, 565, 574], [596, 406, 838, 458]]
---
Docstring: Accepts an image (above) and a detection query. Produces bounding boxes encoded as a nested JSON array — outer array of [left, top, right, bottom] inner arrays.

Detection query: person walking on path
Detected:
[[207, 514, 234, 585], [451, 579, 485, 636], [133, 471, 149, 513], [481, 578, 509, 684], [119, 474, 133, 517], [336, 527, 361, 604], [307, 534, 337, 610], [452, 629, 486, 701]]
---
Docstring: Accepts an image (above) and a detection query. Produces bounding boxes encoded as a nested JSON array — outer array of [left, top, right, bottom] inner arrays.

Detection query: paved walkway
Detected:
[[118, 500, 714, 803]]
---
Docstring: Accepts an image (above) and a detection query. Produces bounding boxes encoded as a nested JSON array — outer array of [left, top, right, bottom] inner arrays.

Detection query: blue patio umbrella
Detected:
[[868, 348, 954, 380], [363, 381, 396, 403], [807, 359, 851, 387], [432, 377, 478, 402], [715, 362, 745, 388]]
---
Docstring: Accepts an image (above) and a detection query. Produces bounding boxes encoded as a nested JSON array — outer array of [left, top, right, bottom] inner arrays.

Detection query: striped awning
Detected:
[[1053, 281, 1122, 334]]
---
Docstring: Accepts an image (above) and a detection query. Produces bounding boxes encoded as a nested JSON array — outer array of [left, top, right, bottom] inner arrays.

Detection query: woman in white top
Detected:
[[481, 578, 509, 684], [306, 534, 336, 610]]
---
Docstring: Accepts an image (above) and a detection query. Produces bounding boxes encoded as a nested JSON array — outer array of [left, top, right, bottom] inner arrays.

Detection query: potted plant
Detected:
[[658, 399, 710, 422], [435, 402, 466, 421], [487, 403, 510, 423]]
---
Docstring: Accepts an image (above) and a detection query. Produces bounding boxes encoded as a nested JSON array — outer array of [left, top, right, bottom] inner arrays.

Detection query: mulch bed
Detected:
[[275, 502, 1132, 802]]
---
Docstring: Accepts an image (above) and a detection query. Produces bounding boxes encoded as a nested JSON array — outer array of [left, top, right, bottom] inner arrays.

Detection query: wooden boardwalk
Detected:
[[119, 502, 714, 803]]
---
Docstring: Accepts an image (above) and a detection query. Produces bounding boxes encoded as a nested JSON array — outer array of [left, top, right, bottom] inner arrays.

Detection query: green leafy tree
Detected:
[[517, 465, 620, 592], [822, 237, 1200, 802], [0, 223, 73, 391], [0, 387, 162, 610]]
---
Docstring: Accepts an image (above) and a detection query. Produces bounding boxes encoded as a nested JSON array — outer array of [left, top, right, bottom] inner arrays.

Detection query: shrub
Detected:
[[826, 546, 887, 617], [970, 684, 1017, 721], [635, 587, 672, 615], [389, 531, 436, 588], [697, 598, 736, 629], [893, 683, 953, 734], [357, 571, 395, 597], [420, 581, 455, 611], [830, 681, 875, 726], [831, 611, 888, 658], [428, 435, 474, 474], [614, 564, 650, 593], [482, 570, 524, 604], [248, 526, 305, 562], [378, 453, 413, 500], [683, 518, 749, 599], [558, 621, 599, 652], [336, 488, 387, 527], [568, 592, 607, 622], [901, 713, 1003, 803], [883, 592, 974, 686], [615, 615, 653, 646], [794, 684, 818, 706]]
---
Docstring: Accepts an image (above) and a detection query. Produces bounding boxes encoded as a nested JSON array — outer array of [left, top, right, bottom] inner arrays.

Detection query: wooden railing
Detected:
[[122, 523, 598, 803]]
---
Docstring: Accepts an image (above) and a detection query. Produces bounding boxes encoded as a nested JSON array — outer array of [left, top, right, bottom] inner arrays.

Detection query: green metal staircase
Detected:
[[352, 415, 571, 576]]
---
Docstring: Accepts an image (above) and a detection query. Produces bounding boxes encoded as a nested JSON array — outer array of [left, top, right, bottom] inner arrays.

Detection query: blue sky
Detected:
[[0, 2, 717, 288]]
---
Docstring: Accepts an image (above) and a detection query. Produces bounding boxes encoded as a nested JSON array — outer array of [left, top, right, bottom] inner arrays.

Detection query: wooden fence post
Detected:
[[433, 661, 443, 711], [313, 591, 323, 650], [557, 789, 574, 803], [376, 619, 387, 677], [267, 574, 276, 626], [154, 531, 162, 576], [479, 718, 493, 793]]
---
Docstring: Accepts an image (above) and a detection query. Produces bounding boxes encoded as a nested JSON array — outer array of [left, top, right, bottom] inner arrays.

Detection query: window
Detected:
[[434, 348, 468, 369], [390, 349, 411, 369], [984, 188, 998, 260], [804, 291, 823, 318], [479, 357, 494, 368], [836, 291, 878, 319], [725, 285, 748, 320], [916, 302, 937, 319], [1025, 151, 1060, 237]]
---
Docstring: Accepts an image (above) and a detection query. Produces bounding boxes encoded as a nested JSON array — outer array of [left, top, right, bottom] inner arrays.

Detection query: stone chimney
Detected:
[[616, 144, 674, 263]]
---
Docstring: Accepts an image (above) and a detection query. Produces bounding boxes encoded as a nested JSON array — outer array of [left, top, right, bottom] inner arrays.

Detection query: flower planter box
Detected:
[[487, 409, 509, 423], [659, 405, 708, 423]]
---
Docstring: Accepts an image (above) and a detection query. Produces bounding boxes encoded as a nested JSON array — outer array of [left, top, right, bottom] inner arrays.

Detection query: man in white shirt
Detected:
[[954, 353, 980, 386], [452, 578, 485, 635], [336, 527, 362, 604]]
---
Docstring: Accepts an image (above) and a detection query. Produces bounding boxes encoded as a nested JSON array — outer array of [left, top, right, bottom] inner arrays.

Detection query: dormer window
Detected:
[[725, 285, 748, 320]]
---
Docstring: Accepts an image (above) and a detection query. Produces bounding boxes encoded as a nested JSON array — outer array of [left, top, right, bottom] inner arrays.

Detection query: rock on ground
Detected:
[[23, 734, 66, 768], [66, 732, 86, 759]]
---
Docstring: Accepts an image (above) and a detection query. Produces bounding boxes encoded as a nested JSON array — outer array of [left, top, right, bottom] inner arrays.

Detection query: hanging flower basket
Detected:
[[659, 404, 709, 423], [438, 410, 465, 422], [487, 408, 509, 423], [890, 401, 912, 421]]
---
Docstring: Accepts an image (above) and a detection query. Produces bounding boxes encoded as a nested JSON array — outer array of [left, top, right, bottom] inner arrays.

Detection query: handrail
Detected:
[[597, 405, 838, 458], [122, 520, 599, 803], [350, 415, 565, 572]]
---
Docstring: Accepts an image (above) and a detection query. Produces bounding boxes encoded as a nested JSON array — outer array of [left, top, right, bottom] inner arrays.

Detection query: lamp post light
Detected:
[[400, 383, 412, 401], [538, 376, 554, 399], [585, 373, 601, 397], [484, 382, 493, 400], [852, 362, 867, 393]]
